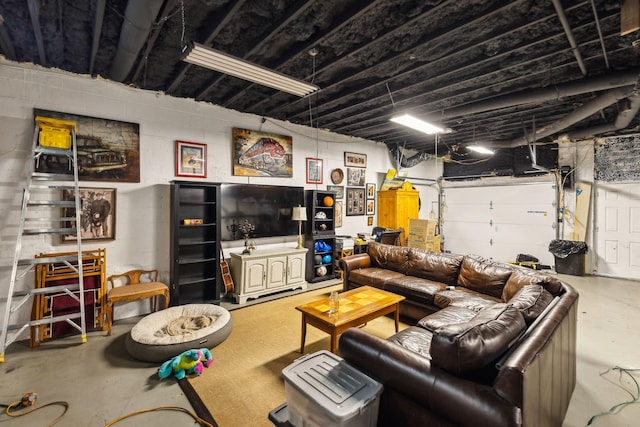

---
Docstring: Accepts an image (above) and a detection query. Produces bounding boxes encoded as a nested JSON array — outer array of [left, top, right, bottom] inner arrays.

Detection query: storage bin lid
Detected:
[[282, 350, 382, 418]]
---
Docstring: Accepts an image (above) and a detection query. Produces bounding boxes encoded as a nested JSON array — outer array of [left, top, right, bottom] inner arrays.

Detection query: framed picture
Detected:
[[346, 187, 365, 216], [306, 158, 323, 184], [344, 152, 367, 168], [176, 140, 207, 178], [34, 109, 140, 182], [367, 216, 374, 226], [327, 185, 344, 199], [347, 168, 366, 186], [335, 201, 343, 227], [366, 183, 376, 199], [366, 199, 376, 215], [232, 128, 293, 177], [61, 187, 116, 243]]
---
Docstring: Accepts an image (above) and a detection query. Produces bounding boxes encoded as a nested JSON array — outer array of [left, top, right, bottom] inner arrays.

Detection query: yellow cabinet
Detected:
[[377, 190, 419, 245]]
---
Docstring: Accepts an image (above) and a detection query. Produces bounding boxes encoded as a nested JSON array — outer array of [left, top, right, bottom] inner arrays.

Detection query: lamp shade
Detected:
[[292, 206, 307, 221]]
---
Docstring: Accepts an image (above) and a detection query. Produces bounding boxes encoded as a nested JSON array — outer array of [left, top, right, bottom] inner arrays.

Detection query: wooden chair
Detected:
[[105, 269, 170, 336]]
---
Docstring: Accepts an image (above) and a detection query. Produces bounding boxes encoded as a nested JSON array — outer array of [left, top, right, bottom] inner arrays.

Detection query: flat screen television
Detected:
[[220, 184, 304, 241]]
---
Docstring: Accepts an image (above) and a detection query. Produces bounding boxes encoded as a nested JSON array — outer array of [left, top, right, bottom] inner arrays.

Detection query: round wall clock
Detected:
[[331, 168, 344, 184]]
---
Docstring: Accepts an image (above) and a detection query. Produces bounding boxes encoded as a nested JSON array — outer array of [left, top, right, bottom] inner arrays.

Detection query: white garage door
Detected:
[[442, 182, 557, 265], [595, 182, 640, 279]]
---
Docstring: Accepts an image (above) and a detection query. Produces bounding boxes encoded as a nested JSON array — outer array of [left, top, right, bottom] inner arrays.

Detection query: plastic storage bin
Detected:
[[36, 116, 76, 149], [282, 350, 382, 427]]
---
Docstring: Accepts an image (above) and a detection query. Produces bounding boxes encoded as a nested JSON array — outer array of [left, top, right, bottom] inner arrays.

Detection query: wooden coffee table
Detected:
[[296, 286, 405, 354]]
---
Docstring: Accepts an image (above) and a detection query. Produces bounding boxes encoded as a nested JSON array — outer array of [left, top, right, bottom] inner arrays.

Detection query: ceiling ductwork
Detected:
[[506, 85, 637, 147], [559, 90, 640, 140], [387, 143, 434, 168], [109, 0, 164, 82], [440, 70, 640, 121]]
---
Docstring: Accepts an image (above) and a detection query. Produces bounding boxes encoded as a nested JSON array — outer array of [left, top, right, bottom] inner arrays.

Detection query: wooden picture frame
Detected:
[[344, 152, 367, 168], [176, 140, 207, 178], [366, 183, 376, 199], [366, 199, 376, 215], [367, 216, 374, 226], [347, 168, 366, 186], [306, 157, 323, 184], [327, 185, 344, 199], [61, 187, 116, 243], [335, 201, 343, 227], [346, 187, 365, 216]]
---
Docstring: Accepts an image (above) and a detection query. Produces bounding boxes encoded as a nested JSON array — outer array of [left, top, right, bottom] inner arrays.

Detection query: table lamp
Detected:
[[292, 206, 307, 249]]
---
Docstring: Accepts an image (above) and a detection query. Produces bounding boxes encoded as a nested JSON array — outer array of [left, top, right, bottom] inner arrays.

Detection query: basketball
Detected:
[[323, 196, 334, 207]]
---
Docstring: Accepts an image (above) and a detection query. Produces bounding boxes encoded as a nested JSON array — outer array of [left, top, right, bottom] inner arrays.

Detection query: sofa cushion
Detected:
[[434, 288, 500, 311], [384, 276, 446, 305], [348, 267, 406, 288], [387, 326, 434, 358], [406, 249, 463, 285], [508, 284, 554, 324], [430, 304, 526, 374], [502, 267, 565, 300], [417, 306, 477, 331], [457, 255, 514, 299], [367, 242, 409, 274]]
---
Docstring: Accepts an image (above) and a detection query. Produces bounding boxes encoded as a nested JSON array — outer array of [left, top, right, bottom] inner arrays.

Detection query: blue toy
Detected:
[[158, 348, 213, 380]]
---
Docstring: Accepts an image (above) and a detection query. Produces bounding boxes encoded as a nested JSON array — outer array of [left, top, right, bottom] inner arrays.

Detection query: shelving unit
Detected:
[[170, 181, 221, 305], [304, 190, 337, 283]]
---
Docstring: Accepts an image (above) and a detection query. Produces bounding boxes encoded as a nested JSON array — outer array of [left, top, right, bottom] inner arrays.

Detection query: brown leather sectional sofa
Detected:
[[338, 242, 578, 427]]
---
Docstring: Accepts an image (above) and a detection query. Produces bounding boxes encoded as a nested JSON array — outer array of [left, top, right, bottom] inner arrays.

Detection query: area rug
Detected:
[[187, 284, 408, 427]]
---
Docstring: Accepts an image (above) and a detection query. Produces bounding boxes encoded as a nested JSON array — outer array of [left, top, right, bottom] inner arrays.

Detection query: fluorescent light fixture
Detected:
[[467, 145, 495, 155], [390, 114, 446, 134], [182, 42, 319, 97]]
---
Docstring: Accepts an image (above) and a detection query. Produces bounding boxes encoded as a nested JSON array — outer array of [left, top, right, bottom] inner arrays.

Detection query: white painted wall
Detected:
[[0, 60, 437, 330]]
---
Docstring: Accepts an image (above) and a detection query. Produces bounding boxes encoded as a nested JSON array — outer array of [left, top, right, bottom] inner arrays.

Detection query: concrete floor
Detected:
[[1, 274, 639, 426]]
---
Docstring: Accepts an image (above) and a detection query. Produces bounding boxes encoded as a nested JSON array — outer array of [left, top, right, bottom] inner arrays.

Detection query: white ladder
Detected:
[[0, 116, 86, 362]]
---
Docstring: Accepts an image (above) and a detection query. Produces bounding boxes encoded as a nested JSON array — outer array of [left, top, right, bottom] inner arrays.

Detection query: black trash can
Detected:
[[548, 240, 588, 276]]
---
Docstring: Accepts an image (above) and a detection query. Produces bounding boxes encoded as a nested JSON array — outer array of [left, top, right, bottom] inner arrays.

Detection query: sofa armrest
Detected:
[[339, 328, 520, 427], [339, 253, 371, 289]]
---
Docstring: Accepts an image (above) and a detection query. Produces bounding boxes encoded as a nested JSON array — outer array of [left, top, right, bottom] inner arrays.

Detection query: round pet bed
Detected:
[[126, 304, 233, 363]]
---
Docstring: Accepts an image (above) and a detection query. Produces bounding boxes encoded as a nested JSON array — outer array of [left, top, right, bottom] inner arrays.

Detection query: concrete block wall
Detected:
[[0, 60, 436, 329]]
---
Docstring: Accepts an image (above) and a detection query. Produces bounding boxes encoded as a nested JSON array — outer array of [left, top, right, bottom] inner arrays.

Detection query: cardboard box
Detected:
[[407, 219, 437, 249]]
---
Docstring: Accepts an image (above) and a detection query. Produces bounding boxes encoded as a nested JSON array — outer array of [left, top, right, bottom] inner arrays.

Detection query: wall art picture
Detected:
[[366, 183, 376, 199], [176, 140, 207, 178], [327, 185, 344, 199], [344, 152, 367, 168], [347, 168, 366, 186], [306, 158, 323, 184], [346, 187, 365, 216], [61, 187, 116, 243], [34, 109, 140, 182], [366, 199, 376, 215], [335, 201, 343, 227], [232, 128, 293, 177]]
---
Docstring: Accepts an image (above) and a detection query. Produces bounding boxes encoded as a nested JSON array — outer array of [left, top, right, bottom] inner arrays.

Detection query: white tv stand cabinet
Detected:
[[229, 247, 308, 304]]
